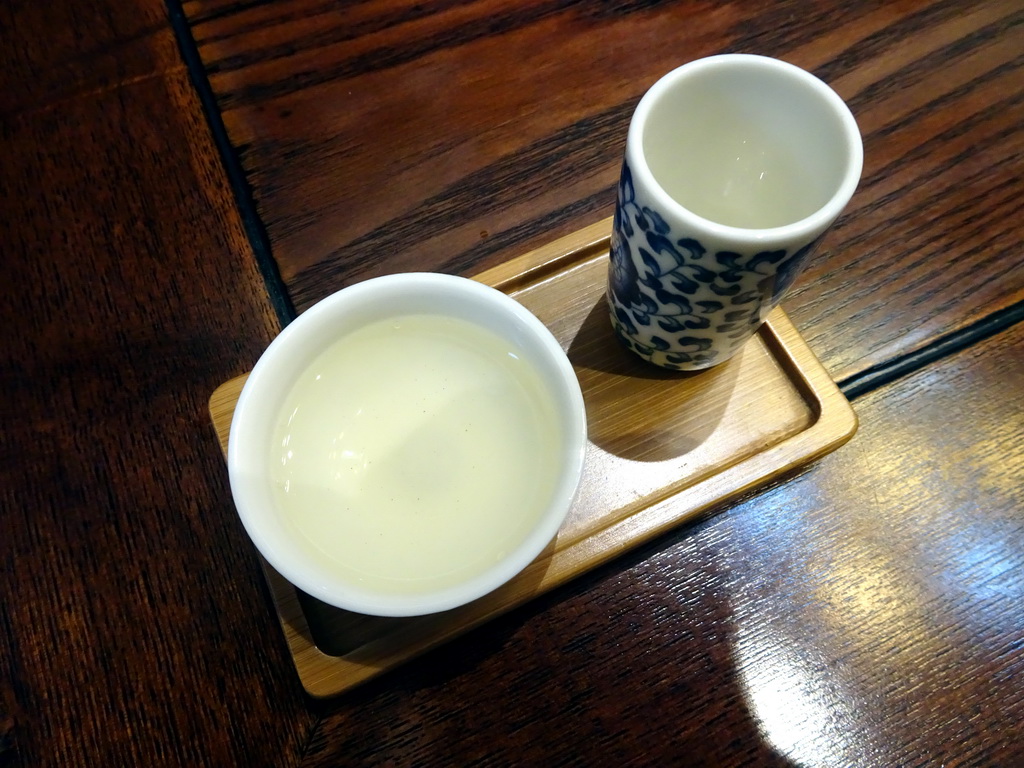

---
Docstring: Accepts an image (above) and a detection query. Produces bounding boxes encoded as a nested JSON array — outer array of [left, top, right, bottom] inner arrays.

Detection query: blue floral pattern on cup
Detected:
[[607, 161, 822, 370]]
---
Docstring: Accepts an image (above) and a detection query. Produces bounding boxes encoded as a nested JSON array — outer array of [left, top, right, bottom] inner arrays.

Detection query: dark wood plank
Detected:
[[0, 6, 315, 766], [299, 304, 1024, 766], [0, 1, 182, 117], [182, 0, 1024, 381]]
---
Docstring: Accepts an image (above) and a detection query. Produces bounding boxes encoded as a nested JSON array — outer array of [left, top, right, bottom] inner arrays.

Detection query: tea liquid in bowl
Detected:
[[269, 313, 562, 595]]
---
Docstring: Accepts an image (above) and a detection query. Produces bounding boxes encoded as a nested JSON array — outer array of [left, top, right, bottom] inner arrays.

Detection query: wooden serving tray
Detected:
[[209, 217, 857, 698]]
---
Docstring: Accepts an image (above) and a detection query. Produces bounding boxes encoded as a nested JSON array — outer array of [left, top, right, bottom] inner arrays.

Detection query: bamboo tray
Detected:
[[209, 217, 857, 698]]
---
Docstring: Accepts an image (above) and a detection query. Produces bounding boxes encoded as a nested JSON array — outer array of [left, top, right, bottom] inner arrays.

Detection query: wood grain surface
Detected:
[[0, 3, 311, 765], [297, 290, 1024, 768], [3, 0, 1023, 765], [182, 0, 1024, 382]]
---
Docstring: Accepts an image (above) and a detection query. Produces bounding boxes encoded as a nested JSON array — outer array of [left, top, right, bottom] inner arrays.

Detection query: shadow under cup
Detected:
[[608, 54, 863, 370]]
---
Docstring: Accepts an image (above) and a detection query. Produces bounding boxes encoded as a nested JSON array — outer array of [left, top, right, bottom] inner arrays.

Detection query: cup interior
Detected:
[[638, 55, 861, 230]]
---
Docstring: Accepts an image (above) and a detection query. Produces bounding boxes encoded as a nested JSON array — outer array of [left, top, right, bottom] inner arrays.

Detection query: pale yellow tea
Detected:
[[270, 313, 562, 595]]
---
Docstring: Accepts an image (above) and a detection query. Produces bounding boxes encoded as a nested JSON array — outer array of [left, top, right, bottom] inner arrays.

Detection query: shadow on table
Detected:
[[295, 537, 556, 661], [567, 298, 739, 463], [301, 523, 799, 768]]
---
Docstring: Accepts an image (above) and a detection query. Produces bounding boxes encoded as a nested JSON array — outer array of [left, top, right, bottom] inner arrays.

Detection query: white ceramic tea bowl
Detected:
[[228, 273, 587, 617]]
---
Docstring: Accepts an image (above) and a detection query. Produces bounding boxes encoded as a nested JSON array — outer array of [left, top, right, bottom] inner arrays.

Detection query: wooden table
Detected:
[[2, 0, 1021, 765]]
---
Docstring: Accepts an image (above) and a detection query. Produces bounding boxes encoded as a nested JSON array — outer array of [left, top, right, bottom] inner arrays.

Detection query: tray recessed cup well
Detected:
[[228, 273, 587, 617]]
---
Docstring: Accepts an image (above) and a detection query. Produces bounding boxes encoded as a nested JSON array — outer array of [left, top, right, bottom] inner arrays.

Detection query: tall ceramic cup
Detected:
[[608, 54, 863, 370]]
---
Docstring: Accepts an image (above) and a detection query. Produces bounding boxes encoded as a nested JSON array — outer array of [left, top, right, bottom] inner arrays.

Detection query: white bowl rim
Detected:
[[227, 272, 587, 617]]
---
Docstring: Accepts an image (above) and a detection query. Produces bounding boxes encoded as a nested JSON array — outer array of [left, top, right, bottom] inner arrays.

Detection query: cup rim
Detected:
[[227, 272, 588, 617], [626, 53, 864, 244]]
